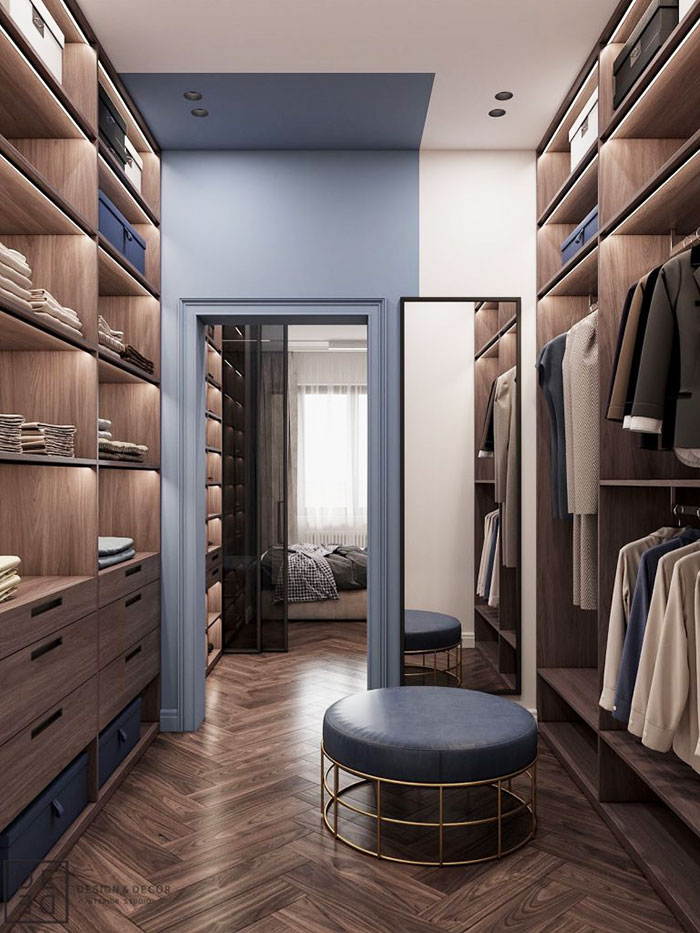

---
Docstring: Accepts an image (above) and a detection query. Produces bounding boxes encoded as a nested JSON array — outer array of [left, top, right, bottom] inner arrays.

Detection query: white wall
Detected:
[[415, 149, 537, 711], [404, 300, 474, 640]]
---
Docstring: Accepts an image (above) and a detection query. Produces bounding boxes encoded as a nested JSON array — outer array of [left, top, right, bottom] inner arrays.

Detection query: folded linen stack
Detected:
[[98, 417, 112, 440], [30, 289, 83, 336], [21, 422, 77, 457], [0, 414, 24, 453], [0, 243, 33, 312], [98, 315, 126, 355], [99, 438, 148, 463], [98, 536, 135, 570], [0, 555, 21, 603], [121, 344, 154, 375]]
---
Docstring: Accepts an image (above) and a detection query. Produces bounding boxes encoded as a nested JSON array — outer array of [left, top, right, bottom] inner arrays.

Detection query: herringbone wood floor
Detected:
[[15, 622, 681, 932]]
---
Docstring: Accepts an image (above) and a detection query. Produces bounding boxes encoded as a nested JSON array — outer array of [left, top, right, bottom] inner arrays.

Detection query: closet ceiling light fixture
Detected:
[[489, 108, 506, 118], [494, 91, 513, 101], [183, 90, 202, 100], [191, 108, 209, 118]]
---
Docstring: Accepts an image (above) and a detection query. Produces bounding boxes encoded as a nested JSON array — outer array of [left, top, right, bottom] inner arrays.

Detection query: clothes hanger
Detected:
[[669, 226, 700, 260]]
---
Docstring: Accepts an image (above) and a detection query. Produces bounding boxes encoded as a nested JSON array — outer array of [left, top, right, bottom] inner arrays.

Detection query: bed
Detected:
[[261, 544, 367, 621]]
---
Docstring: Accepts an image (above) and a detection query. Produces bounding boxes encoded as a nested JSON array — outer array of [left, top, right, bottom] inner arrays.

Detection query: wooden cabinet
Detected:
[[98, 552, 160, 607], [98, 628, 160, 730], [0, 613, 97, 746], [98, 580, 159, 668]]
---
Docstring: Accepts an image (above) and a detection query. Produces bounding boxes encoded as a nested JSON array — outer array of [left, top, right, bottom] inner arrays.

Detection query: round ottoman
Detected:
[[321, 687, 537, 865], [404, 609, 463, 686]]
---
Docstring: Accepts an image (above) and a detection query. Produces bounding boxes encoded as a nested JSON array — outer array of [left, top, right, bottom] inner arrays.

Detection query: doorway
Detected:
[[166, 299, 401, 732], [212, 320, 369, 660]]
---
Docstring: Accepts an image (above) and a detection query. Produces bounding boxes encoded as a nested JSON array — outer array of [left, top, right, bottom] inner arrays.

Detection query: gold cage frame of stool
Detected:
[[404, 639, 462, 686], [321, 743, 537, 866]]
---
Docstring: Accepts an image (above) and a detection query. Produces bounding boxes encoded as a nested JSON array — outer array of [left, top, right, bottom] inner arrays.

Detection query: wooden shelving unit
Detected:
[[536, 5, 700, 929], [0, 1, 161, 922], [473, 301, 519, 693], [204, 326, 223, 676]]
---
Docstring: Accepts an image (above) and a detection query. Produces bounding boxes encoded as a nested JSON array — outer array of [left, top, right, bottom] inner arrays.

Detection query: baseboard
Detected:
[[462, 632, 475, 648], [160, 709, 180, 732]]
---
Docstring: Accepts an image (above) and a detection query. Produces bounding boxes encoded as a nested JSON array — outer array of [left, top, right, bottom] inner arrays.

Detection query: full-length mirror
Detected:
[[402, 298, 521, 694]]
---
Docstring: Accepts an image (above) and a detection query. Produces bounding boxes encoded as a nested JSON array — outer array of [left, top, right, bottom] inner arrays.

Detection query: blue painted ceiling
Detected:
[[120, 73, 434, 150]]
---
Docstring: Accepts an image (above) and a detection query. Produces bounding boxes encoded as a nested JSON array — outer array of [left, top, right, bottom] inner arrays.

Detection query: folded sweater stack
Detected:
[[30, 289, 83, 336], [99, 313, 155, 375], [0, 244, 33, 312], [99, 437, 148, 463], [0, 414, 24, 453], [98, 536, 135, 570], [98, 315, 126, 355], [98, 417, 112, 440], [22, 422, 77, 458], [0, 555, 20, 602]]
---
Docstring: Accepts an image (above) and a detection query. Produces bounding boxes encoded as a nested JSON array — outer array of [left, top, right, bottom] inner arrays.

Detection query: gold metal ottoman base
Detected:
[[404, 640, 463, 687], [321, 743, 536, 866]]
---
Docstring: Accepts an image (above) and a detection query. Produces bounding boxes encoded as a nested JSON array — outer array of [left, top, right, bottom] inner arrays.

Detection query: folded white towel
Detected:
[[0, 273, 32, 303], [0, 285, 33, 313], [98, 418, 112, 431], [98, 331, 126, 353], [0, 555, 20, 576], [0, 261, 32, 292], [31, 304, 83, 332], [0, 242, 31, 277]]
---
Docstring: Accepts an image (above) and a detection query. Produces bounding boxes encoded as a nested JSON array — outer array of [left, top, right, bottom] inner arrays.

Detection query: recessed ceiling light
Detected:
[[184, 90, 202, 101], [489, 108, 506, 118], [191, 108, 209, 118], [495, 91, 513, 101]]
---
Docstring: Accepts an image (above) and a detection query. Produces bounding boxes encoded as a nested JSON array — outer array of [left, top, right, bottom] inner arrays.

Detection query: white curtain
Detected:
[[293, 352, 367, 547]]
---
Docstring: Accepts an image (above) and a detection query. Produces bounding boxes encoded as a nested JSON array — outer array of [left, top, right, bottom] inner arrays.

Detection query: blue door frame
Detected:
[[161, 298, 402, 732]]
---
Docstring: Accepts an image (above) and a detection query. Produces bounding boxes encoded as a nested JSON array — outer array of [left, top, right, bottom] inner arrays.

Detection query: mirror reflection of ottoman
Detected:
[[321, 687, 537, 865], [404, 609, 463, 686]]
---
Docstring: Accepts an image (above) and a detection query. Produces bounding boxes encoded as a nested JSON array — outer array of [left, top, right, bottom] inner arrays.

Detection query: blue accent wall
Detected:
[[160, 150, 418, 727], [122, 73, 434, 150]]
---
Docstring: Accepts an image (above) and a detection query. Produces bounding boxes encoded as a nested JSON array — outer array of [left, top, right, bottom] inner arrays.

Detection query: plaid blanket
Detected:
[[274, 544, 339, 604]]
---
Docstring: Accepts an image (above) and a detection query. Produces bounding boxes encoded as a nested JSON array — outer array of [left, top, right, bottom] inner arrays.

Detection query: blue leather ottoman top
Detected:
[[405, 610, 462, 651], [323, 687, 537, 783]]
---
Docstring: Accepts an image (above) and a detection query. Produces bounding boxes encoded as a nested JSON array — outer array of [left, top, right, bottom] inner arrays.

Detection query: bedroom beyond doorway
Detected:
[[204, 320, 368, 677]]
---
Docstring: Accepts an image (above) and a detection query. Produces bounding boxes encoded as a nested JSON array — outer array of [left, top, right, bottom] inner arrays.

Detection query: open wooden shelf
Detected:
[[538, 238, 598, 299], [98, 461, 159, 471], [0, 16, 93, 140], [0, 151, 86, 236], [538, 667, 598, 731], [539, 721, 598, 799], [539, 147, 599, 226], [601, 731, 700, 839], [474, 600, 499, 632], [605, 11, 700, 141], [98, 141, 159, 227], [601, 801, 700, 933], [500, 629, 516, 649], [97, 236, 159, 300], [542, 63, 598, 154], [0, 304, 90, 353], [98, 352, 159, 387], [0, 452, 95, 467]]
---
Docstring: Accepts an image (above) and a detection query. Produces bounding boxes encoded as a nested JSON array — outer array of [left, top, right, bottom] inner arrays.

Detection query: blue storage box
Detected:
[[560, 206, 598, 265], [0, 752, 89, 901], [98, 190, 146, 275], [98, 697, 141, 788]]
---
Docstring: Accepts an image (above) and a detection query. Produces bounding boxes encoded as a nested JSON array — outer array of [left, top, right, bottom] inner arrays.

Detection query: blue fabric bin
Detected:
[[560, 206, 598, 265], [0, 752, 89, 901], [98, 697, 141, 788], [99, 190, 146, 275]]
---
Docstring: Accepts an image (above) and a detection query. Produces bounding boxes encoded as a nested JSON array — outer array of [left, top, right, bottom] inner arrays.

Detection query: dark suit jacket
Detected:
[[630, 249, 700, 449]]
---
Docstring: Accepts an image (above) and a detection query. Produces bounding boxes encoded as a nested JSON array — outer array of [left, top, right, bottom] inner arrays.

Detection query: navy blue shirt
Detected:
[[613, 528, 700, 722]]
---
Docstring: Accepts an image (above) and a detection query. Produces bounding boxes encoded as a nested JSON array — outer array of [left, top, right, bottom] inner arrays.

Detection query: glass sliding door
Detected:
[[221, 323, 288, 652]]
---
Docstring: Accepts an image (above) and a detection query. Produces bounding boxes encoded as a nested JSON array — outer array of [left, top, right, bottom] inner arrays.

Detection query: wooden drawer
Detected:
[[99, 580, 160, 669], [0, 577, 97, 661], [98, 553, 159, 607], [0, 676, 97, 831], [206, 556, 222, 589], [99, 628, 159, 730], [0, 613, 97, 747]]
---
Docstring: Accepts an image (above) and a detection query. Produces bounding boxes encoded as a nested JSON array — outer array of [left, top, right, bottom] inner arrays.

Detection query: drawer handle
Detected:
[[125, 645, 142, 663], [31, 597, 62, 618], [125, 564, 142, 577], [31, 636, 63, 661], [31, 708, 63, 740], [51, 799, 64, 819], [118, 727, 128, 744], [125, 593, 142, 608]]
